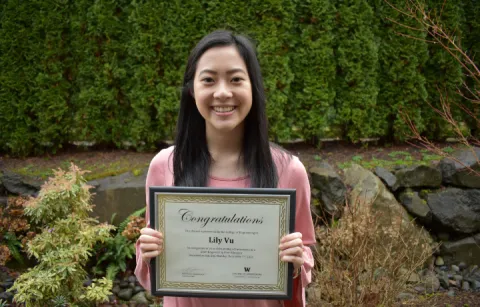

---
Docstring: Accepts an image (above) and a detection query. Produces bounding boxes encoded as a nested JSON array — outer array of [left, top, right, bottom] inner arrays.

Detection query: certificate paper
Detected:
[[149, 187, 296, 300]]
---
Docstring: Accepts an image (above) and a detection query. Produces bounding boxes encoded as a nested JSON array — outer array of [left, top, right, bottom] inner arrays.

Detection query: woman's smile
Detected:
[[212, 106, 237, 115]]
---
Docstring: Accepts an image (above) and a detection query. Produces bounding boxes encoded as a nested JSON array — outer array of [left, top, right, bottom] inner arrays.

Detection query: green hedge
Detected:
[[0, 0, 478, 156]]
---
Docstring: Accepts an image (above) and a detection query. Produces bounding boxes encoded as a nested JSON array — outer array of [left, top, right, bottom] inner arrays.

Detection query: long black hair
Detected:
[[173, 30, 279, 188]]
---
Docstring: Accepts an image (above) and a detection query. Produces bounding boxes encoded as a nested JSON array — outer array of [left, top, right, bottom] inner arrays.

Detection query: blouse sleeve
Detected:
[[288, 157, 316, 246], [134, 150, 168, 291], [288, 157, 316, 306]]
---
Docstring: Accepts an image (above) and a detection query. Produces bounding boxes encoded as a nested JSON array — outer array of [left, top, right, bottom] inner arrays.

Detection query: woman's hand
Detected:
[[138, 228, 164, 263], [279, 232, 304, 272]]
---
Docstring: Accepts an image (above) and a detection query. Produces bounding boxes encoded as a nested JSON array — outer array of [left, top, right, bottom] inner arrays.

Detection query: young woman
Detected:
[[135, 30, 315, 307]]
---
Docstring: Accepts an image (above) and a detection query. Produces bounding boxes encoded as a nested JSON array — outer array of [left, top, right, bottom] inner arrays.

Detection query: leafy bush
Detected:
[[9, 164, 114, 306], [90, 207, 145, 280], [0, 196, 35, 266]]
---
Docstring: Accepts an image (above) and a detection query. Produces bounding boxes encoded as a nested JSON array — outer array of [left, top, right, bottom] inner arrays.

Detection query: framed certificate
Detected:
[[149, 186, 296, 300]]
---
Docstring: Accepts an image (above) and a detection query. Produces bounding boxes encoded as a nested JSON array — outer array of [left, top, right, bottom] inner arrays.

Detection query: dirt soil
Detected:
[[398, 291, 480, 307], [0, 140, 462, 180]]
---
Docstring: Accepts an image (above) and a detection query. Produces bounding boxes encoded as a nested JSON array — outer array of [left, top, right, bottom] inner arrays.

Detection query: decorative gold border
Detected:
[[154, 193, 290, 294]]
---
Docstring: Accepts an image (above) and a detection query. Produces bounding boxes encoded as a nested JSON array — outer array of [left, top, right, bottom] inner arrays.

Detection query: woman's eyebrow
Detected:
[[198, 68, 247, 75]]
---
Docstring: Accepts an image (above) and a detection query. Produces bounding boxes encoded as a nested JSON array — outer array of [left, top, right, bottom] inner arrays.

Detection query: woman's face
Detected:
[[193, 45, 253, 135]]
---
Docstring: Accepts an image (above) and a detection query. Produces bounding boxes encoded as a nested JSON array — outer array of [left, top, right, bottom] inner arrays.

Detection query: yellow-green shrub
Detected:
[[9, 164, 114, 306]]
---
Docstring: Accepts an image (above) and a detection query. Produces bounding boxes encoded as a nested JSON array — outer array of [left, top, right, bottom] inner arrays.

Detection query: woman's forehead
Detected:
[[196, 46, 247, 73]]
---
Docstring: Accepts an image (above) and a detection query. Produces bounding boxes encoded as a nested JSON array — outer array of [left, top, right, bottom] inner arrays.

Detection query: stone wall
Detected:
[[310, 147, 480, 266]]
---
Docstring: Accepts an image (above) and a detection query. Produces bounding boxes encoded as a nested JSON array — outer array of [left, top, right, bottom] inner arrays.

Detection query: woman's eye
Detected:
[[202, 77, 214, 83], [231, 77, 243, 83]]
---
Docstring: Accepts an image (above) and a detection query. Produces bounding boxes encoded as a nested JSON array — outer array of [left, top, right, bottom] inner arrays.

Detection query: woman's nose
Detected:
[[213, 81, 233, 100]]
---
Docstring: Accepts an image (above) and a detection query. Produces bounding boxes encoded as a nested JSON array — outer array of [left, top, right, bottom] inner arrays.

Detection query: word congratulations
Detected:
[[178, 209, 264, 228]]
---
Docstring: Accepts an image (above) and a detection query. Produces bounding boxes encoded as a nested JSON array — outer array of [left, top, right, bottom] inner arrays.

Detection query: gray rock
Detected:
[[0, 291, 13, 301], [422, 271, 440, 293], [453, 274, 463, 282], [398, 189, 432, 223], [435, 256, 445, 266], [0, 281, 14, 289], [111, 285, 120, 294], [310, 162, 346, 218], [452, 265, 460, 272], [414, 286, 426, 293], [438, 273, 450, 289], [343, 164, 433, 245], [117, 288, 133, 301], [473, 281, 480, 290], [119, 281, 129, 288], [464, 266, 480, 281], [0, 172, 6, 196], [397, 292, 415, 302], [88, 170, 148, 224], [374, 167, 398, 191], [458, 262, 467, 270], [440, 234, 480, 266], [439, 147, 480, 188], [447, 290, 455, 297], [131, 291, 149, 304], [408, 272, 421, 284], [127, 275, 137, 283], [83, 278, 92, 287], [437, 232, 450, 241], [395, 165, 442, 189], [462, 281, 470, 291], [133, 285, 144, 295], [1, 170, 43, 196], [427, 188, 480, 234]]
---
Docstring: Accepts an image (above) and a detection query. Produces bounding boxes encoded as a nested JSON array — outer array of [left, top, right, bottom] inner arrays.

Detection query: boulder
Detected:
[[131, 291, 149, 304], [0, 172, 7, 196], [395, 165, 442, 189], [374, 167, 399, 191], [343, 164, 410, 222], [427, 188, 480, 234], [309, 162, 346, 218], [0, 170, 43, 197], [117, 288, 133, 301], [398, 189, 432, 224], [440, 233, 480, 266], [343, 164, 432, 242], [421, 270, 440, 294], [439, 147, 480, 188], [88, 170, 148, 224]]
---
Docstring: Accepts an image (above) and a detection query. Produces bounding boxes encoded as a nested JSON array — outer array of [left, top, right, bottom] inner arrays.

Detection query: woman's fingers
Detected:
[[280, 232, 302, 243], [138, 234, 163, 245], [279, 246, 303, 258], [138, 228, 165, 262], [279, 238, 303, 251], [279, 254, 304, 270], [140, 243, 163, 252], [140, 228, 163, 239], [142, 250, 160, 261]]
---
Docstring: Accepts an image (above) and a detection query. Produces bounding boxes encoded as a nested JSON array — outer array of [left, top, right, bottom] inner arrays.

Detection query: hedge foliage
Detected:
[[0, 0, 479, 156]]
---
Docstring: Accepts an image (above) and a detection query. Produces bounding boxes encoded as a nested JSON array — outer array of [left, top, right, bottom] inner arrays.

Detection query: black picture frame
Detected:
[[148, 186, 296, 300]]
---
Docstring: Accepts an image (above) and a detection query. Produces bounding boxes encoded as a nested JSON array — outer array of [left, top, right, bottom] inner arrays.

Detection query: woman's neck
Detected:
[[206, 125, 246, 178]]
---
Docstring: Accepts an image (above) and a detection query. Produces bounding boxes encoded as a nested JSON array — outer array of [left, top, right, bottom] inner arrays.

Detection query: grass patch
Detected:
[[337, 149, 445, 171], [12, 159, 149, 181]]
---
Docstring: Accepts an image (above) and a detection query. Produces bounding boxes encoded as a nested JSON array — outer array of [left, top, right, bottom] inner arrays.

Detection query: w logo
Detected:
[[244, 267, 251, 272]]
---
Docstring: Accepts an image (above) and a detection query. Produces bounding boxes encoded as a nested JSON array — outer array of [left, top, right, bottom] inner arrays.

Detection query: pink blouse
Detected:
[[135, 146, 316, 307]]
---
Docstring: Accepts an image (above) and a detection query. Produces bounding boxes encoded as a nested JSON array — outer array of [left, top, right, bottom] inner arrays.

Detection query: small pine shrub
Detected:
[[9, 164, 114, 306]]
